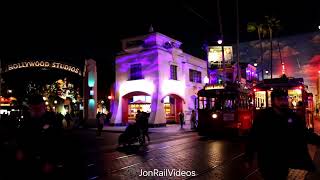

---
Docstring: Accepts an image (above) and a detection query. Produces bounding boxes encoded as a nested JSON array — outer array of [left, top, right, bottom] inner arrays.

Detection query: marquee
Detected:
[[6, 61, 82, 76]]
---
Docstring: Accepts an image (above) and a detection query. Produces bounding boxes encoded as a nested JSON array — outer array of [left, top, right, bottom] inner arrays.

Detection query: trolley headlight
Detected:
[[212, 113, 218, 119]]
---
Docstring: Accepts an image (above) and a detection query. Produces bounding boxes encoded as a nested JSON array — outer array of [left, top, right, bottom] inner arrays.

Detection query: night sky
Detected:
[[1, 1, 319, 98]]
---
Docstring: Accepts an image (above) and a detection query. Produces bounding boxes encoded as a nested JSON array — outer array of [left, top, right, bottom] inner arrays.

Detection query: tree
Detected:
[[247, 22, 268, 79], [265, 16, 281, 79]]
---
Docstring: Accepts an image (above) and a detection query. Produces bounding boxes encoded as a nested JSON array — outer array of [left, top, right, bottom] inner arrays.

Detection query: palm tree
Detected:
[[265, 16, 280, 79], [247, 22, 268, 79]]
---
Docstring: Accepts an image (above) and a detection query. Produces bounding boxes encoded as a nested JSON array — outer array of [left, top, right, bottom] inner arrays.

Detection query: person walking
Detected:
[[13, 94, 63, 179], [96, 112, 104, 136], [179, 111, 184, 129], [245, 88, 320, 180], [190, 110, 196, 130], [141, 112, 150, 144]]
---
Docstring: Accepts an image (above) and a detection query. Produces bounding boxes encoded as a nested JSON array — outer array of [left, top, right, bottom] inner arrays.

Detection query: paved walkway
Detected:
[[94, 124, 195, 133]]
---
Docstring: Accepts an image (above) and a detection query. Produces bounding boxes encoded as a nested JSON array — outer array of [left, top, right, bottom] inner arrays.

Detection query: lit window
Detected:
[[170, 65, 178, 80], [189, 69, 202, 83]]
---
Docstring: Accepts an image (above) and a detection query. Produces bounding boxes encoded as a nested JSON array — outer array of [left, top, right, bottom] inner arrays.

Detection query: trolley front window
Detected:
[[198, 96, 236, 112]]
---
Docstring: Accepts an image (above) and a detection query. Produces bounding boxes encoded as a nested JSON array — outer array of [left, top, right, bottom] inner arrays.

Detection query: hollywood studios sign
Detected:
[[6, 61, 82, 76]]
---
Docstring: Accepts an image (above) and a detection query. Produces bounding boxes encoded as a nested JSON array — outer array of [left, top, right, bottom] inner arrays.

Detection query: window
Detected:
[[189, 69, 202, 83], [130, 63, 143, 80], [170, 65, 177, 80]]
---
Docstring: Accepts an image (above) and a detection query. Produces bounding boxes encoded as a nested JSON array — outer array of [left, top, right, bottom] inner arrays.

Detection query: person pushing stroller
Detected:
[[136, 111, 150, 144], [118, 110, 143, 147]]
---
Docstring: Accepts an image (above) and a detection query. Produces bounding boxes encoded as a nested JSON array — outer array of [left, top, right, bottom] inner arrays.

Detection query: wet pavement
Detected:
[[91, 126, 320, 180], [1, 123, 320, 180]]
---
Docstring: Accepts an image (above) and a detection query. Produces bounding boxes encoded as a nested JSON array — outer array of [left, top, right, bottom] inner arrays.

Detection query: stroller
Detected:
[[118, 123, 144, 147]]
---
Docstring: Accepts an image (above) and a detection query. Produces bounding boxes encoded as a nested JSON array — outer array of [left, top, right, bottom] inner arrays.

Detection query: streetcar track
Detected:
[[111, 159, 155, 173], [108, 134, 200, 161], [105, 138, 219, 175], [184, 153, 245, 180], [115, 145, 171, 160], [91, 132, 196, 155], [85, 133, 199, 171], [243, 168, 259, 180]]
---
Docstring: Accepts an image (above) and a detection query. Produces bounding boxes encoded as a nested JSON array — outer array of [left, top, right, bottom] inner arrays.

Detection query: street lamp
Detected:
[[217, 39, 223, 45], [253, 63, 258, 67], [204, 76, 209, 84], [7, 89, 12, 94], [265, 70, 269, 74]]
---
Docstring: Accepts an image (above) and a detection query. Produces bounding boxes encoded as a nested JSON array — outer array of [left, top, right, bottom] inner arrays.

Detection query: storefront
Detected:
[[111, 32, 207, 126], [128, 95, 151, 121]]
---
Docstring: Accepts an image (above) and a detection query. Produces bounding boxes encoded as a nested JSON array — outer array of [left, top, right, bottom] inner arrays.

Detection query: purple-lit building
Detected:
[[110, 32, 208, 126]]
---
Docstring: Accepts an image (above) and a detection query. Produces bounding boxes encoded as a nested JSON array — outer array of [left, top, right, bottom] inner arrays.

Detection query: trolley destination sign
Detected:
[[205, 84, 225, 90], [6, 60, 82, 76]]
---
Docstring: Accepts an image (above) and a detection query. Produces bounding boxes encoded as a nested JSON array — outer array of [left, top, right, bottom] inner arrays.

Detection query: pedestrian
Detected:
[[245, 88, 320, 180], [106, 111, 112, 125], [96, 112, 104, 136], [141, 112, 150, 143], [13, 94, 62, 179], [190, 110, 196, 129], [65, 112, 72, 129], [179, 111, 184, 129]]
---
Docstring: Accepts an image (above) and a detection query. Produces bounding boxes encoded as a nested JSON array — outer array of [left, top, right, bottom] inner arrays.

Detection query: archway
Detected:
[[1, 59, 97, 126], [161, 94, 185, 124], [122, 91, 151, 124]]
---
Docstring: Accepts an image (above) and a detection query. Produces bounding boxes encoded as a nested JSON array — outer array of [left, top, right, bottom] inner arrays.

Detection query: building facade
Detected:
[[110, 32, 207, 126]]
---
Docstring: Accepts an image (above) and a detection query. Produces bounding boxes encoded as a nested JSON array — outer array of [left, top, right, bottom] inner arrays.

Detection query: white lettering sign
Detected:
[[6, 61, 82, 75]]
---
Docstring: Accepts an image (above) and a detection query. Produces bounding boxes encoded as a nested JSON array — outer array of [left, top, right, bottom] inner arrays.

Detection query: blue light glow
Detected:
[[89, 99, 95, 108], [88, 72, 95, 87]]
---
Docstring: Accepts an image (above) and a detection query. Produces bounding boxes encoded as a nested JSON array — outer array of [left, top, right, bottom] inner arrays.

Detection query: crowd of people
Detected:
[[0, 94, 94, 179]]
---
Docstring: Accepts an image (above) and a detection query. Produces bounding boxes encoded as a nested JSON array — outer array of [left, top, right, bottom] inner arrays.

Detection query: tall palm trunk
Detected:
[[269, 27, 273, 79], [277, 40, 283, 74], [258, 29, 264, 80]]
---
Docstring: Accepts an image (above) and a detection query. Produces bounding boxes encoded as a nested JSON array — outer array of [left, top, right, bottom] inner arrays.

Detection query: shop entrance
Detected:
[[122, 92, 151, 124], [162, 94, 184, 124]]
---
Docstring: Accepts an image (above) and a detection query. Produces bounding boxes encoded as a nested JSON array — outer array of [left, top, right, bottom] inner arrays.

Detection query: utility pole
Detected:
[[0, 59, 2, 97], [217, 0, 225, 82], [236, 0, 241, 83], [0, 59, 2, 112]]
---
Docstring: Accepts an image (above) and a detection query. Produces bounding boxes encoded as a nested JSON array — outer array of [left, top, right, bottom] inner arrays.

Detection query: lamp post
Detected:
[[204, 76, 209, 84], [265, 70, 269, 79]]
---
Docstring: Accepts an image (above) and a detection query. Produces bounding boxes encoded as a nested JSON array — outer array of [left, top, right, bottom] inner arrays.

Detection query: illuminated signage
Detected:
[[6, 61, 82, 76], [208, 46, 233, 65], [205, 84, 225, 90]]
